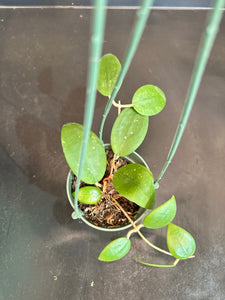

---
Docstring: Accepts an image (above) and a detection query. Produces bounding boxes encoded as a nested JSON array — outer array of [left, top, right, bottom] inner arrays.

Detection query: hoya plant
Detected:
[[61, 53, 196, 267]]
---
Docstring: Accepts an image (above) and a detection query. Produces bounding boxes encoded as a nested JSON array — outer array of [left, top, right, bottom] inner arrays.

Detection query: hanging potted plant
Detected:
[[60, 0, 223, 267], [61, 53, 196, 267]]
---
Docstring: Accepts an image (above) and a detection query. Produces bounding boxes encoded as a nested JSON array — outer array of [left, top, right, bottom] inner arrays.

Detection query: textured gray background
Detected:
[[0, 7, 225, 300], [0, 1, 212, 7]]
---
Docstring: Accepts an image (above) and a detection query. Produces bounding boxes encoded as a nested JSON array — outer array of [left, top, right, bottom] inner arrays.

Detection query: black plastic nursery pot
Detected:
[[66, 144, 148, 232]]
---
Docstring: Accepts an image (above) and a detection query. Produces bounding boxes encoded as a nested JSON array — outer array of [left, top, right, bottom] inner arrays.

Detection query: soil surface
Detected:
[[72, 150, 139, 228]]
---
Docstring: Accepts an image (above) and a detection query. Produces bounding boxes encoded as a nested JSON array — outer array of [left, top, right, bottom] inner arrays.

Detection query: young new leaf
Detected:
[[98, 237, 131, 262], [72, 186, 102, 205], [111, 107, 148, 156], [113, 163, 155, 209], [61, 123, 106, 184], [167, 223, 196, 259], [143, 195, 177, 229]]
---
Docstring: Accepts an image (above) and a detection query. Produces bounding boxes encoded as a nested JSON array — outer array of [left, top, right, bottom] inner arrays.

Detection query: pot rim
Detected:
[[66, 144, 149, 232]]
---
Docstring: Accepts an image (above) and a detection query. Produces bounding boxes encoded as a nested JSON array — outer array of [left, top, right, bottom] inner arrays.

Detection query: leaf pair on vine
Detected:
[[98, 53, 166, 157], [97, 53, 166, 117], [99, 196, 196, 265]]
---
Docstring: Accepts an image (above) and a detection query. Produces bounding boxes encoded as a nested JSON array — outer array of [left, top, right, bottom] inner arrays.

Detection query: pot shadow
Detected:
[[14, 67, 86, 226], [16, 113, 74, 226], [60, 87, 85, 126], [37, 66, 85, 126], [15, 74, 99, 227], [59, 83, 108, 137]]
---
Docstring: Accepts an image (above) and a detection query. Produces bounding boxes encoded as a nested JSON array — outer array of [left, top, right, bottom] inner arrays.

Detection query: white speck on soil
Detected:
[[90, 281, 95, 287], [53, 276, 57, 281]]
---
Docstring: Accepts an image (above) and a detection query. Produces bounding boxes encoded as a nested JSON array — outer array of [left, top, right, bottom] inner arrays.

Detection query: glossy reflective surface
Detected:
[[0, 8, 225, 300]]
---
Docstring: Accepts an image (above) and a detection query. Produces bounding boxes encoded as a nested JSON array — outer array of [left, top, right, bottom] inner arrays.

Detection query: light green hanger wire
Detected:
[[155, 0, 225, 185], [99, 0, 154, 142], [72, 0, 107, 219]]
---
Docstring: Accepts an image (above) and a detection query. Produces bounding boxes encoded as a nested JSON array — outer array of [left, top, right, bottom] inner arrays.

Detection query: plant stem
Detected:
[[110, 153, 119, 176], [95, 182, 103, 189], [127, 224, 144, 239], [155, 0, 225, 184], [136, 258, 180, 268], [112, 196, 173, 255], [112, 100, 134, 108], [118, 100, 121, 115], [136, 225, 174, 256], [112, 197, 181, 257], [99, 0, 154, 141], [72, 0, 107, 219], [111, 196, 137, 228]]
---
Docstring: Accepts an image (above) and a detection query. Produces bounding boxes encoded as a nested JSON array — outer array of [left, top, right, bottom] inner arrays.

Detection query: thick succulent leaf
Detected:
[[72, 186, 102, 205], [143, 195, 177, 229], [97, 53, 121, 96], [111, 107, 149, 156], [167, 223, 196, 259], [98, 237, 131, 262], [132, 85, 166, 116], [61, 123, 106, 184], [113, 163, 155, 209]]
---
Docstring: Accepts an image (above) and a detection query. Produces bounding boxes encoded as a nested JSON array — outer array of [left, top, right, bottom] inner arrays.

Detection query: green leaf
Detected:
[[143, 195, 177, 229], [148, 189, 157, 209], [111, 107, 149, 156], [97, 53, 121, 96], [167, 223, 196, 259], [72, 186, 102, 205], [132, 85, 166, 116], [61, 123, 106, 184], [113, 163, 155, 209], [98, 237, 131, 262]]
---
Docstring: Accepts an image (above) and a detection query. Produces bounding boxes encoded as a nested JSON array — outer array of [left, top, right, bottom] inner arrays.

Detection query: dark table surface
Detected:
[[0, 7, 225, 300], [0, 1, 212, 8]]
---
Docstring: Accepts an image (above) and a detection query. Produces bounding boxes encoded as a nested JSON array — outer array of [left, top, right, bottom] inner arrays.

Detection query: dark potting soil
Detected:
[[71, 150, 139, 228]]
